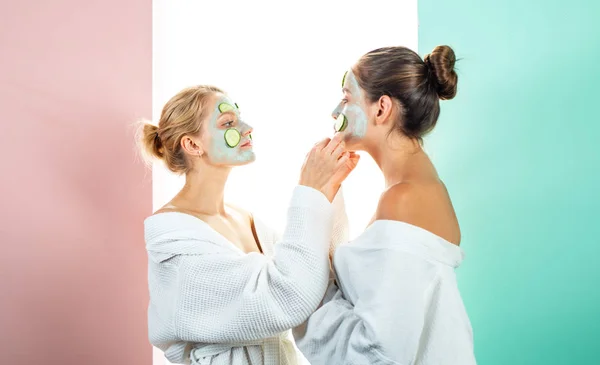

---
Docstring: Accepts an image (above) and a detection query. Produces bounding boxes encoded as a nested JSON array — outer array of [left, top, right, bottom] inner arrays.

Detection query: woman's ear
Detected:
[[180, 135, 204, 157], [373, 95, 394, 126]]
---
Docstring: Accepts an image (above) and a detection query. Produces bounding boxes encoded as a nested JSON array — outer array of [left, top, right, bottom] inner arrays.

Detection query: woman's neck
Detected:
[[174, 165, 231, 216], [367, 136, 433, 188]]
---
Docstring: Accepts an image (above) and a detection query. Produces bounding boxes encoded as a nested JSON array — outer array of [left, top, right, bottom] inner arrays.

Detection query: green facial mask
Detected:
[[218, 102, 252, 148], [207, 98, 255, 165]]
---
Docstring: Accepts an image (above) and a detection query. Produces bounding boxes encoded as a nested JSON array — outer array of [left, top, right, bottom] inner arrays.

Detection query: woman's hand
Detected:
[[328, 150, 360, 195], [299, 133, 350, 202]]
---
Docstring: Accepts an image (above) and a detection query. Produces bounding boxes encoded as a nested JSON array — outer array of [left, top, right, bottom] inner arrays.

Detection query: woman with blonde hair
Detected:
[[139, 85, 358, 365]]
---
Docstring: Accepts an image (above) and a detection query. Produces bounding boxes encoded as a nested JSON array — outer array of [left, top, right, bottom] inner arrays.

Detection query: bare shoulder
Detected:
[[152, 203, 180, 216], [375, 181, 461, 245], [375, 182, 422, 222]]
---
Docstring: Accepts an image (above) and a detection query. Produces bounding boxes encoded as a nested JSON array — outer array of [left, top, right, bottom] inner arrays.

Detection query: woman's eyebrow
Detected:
[[217, 111, 237, 120]]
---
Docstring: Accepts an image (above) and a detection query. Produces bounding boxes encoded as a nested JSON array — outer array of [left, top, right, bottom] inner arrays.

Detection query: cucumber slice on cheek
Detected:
[[334, 113, 348, 132], [334, 72, 349, 132], [224, 128, 242, 148]]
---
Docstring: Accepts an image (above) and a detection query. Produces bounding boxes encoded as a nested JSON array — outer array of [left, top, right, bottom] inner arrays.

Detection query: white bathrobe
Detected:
[[144, 186, 347, 365], [294, 219, 477, 365]]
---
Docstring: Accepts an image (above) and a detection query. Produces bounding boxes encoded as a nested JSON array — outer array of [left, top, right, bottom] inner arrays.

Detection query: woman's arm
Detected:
[[293, 248, 438, 365], [264, 187, 348, 276], [166, 186, 334, 343], [329, 186, 350, 258]]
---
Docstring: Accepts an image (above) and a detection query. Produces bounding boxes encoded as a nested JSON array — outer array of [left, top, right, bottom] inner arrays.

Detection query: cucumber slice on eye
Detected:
[[342, 71, 348, 88], [334, 113, 348, 132], [219, 103, 235, 113], [224, 128, 242, 147]]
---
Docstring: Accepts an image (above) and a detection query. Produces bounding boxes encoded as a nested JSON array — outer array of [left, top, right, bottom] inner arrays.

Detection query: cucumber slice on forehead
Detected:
[[342, 71, 348, 88], [218, 103, 235, 113], [334, 113, 348, 132], [224, 128, 242, 147]]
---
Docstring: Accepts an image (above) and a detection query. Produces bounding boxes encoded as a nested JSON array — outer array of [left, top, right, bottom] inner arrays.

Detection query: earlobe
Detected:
[[181, 136, 204, 156]]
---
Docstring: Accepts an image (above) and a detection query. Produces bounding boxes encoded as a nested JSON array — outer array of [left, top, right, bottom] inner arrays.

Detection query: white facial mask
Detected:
[[332, 70, 369, 139]]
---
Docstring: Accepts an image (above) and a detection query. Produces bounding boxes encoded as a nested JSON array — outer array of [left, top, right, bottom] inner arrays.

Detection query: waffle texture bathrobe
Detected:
[[144, 185, 347, 365]]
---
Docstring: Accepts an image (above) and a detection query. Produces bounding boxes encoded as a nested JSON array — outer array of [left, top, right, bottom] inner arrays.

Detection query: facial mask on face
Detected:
[[218, 102, 248, 148], [332, 70, 368, 139], [206, 97, 255, 165]]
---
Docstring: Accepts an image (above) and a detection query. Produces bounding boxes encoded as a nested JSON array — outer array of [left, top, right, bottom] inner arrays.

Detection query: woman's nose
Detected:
[[331, 103, 342, 119], [242, 126, 253, 137]]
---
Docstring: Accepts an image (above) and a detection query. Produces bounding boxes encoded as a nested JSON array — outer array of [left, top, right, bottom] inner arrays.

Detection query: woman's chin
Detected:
[[233, 151, 256, 166], [344, 138, 363, 151]]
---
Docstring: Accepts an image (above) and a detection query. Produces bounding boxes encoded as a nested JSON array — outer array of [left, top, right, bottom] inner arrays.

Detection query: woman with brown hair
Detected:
[[294, 45, 477, 365]]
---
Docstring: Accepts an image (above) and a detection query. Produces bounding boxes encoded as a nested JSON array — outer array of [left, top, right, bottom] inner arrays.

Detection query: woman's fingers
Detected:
[[335, 151, 351, 169], [314, 137, 331, 150], [323, 132, 344, 155], [331, 143, 345, 160]]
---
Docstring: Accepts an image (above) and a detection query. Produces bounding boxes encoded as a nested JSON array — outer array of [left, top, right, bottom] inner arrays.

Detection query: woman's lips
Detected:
[[240, 140, 253, 148]]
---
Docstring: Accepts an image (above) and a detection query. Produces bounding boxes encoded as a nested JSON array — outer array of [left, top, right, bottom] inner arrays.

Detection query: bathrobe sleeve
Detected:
[[266, 187, 349, 273], [329, 188, 350, 259], [293, 247, 438, 365]]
